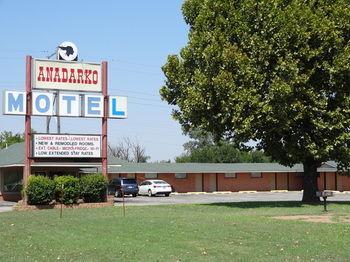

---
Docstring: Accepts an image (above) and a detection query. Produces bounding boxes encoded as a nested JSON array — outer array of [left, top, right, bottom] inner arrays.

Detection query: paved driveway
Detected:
[[114, 191, 350, 206], [0, 201, 16, 212]]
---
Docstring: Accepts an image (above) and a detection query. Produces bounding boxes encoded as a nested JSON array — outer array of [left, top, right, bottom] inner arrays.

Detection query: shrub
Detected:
[[80, 174, 107, 203], [26, 175, 55, 205], [54, 176, 80, 204]]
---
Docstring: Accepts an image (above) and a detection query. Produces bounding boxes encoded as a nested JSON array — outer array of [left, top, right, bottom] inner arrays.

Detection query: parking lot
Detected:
[[114, 191, 350, 206], [0, 201, 16, 212]]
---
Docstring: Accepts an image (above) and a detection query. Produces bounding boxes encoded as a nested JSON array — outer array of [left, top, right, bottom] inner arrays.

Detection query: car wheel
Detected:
[[148, 189, 153, 197], [132, 194, 137, 197], [165, 193, 170, 197]]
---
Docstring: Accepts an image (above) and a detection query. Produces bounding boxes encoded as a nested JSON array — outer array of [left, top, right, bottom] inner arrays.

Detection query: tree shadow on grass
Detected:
[[202, 201, 350, 209], [203, 201, 303, 209], [327, 201, 350, 207]]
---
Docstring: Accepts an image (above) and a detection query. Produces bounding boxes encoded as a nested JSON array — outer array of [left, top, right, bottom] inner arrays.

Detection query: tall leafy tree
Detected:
[[0, 131, 24, 149], [181, 128, 215, 153], [177, 128, 270, 163], [176, 142, 271, 163], [160, 0, 350, 202]]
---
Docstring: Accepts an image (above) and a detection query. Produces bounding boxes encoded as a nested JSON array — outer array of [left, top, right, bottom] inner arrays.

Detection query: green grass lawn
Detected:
[[1, 202, 350, 261]]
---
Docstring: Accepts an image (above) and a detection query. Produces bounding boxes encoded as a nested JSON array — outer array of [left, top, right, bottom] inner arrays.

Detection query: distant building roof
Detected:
[[0, 142, 338, 173], [108, 162, 304, 173], [0, 142, 127, 167], [0, 142, 24, 166]]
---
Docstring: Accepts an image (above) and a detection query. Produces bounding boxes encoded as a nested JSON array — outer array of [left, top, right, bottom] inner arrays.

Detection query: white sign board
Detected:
[[32, 92, 54, 116], [2, 90, 26, 115], [32, 59, 101, 92], [33, 134, 101, 158], [2, 90, 128, 118]]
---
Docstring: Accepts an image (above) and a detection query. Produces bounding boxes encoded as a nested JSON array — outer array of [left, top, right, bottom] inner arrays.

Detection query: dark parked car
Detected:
[[111, 178, 139, 197]]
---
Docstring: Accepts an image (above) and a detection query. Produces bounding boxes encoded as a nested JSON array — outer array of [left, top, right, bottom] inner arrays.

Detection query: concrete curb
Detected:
[[213, 191, 232, 194], [334, 191, 350, 194], [186, 192, 211, 195], [172, 190, 305, 195], [172, 192, 208, 195]]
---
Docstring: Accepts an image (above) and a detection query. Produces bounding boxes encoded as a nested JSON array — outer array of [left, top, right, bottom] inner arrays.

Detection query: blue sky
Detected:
[[0, 0, 190, 161]]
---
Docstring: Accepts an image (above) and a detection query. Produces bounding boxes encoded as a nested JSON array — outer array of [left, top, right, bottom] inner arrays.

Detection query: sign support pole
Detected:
[[101, 61, 108, 180], [23, 56, 32, 201]]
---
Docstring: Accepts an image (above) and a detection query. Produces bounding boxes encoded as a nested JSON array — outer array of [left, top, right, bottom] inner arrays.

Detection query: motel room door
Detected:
[[203, 173, 217, 192]]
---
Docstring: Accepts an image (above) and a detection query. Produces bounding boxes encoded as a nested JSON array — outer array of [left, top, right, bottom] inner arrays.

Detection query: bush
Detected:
[[80, 174, 107, 203], [54, 176, 80, 204], [26, 175, 55, 205]]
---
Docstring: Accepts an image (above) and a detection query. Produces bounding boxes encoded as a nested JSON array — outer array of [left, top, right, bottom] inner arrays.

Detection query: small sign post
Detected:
[[60, 184, 64, 219], [316, 191, 334, 212], [122, 187, 126, 218]]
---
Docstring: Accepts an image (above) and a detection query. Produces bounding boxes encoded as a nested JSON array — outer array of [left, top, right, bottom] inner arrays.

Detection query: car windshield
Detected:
[[153, 181, 168, 185], [122, 179, 137, 185]]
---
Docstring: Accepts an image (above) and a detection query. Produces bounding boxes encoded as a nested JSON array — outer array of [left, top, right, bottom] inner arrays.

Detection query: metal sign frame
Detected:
[[32, 133, 102, 159], [23, 56, 109, 192]]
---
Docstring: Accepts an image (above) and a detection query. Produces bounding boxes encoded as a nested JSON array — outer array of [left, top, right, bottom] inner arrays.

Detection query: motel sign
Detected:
[[32, 59, 102, 92], [3, 91, 127, 118], [2, 43, 127, 192]]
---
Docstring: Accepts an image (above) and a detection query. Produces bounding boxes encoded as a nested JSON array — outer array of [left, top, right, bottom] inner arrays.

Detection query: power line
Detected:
[[0, 57, 23, 60], [110, 59, 160, 68], [128, 101, 171, 109], [110, 88, 160, 98], [0, 85, 169, 107], [109, 66, 161, 76], [0, 82, 162, 98], [113, 121, 181, 130], [121, 95, 162, 103], [0, 49, 49, 53], [0, 50, 162, 68]]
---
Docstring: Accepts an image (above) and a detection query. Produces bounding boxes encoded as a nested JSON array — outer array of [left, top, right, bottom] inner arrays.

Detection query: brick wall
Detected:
[[338, 175, 350, 191], [107, 171, 350, 193], [276, 173, 288, 190], [288, 173, 303, 190], [317, 172, 337, 190], [158, 173, 198, 193], [217, 173, 272, 192]]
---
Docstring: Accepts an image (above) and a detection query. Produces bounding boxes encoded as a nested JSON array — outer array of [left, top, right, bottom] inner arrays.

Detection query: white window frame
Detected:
[[175, 173, 187, 179], [250, 172, 262, 178], [35, 171, 47, 176], [224, 173, 237, 178], [127, 173, 136, 179], [145, 173, 158, 179]]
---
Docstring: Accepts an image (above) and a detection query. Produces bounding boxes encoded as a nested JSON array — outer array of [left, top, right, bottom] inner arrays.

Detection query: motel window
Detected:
[[250, 172, 262, 178], [175, 173, 187, 179], [127, 173, 136, 179], [35, 171, 46, 176], [3, 170, 22, 193], [225, 173, 237, 178], [145, 173, 158, 179]]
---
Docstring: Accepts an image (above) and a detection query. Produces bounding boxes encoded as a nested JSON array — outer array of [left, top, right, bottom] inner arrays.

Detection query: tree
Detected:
[[181, 128, 215, 153], [108, 137, 150, 163], [160, 0, 350, 202], [176, 128, 271, 163], [176, 143, 271, 163], [0, 131, 24, 149]]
